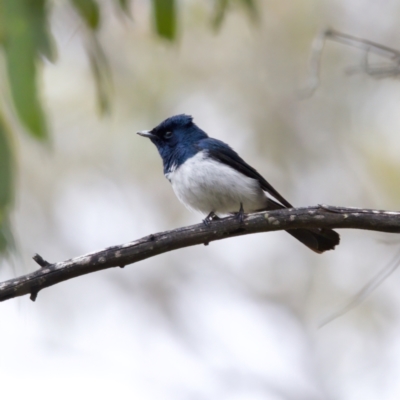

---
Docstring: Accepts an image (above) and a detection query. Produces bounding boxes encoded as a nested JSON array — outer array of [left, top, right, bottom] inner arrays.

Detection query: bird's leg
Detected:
[[235, 203, 245, 224], [203, 211, 219, 226]]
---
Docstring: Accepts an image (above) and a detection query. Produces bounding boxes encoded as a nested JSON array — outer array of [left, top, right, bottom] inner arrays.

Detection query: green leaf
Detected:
[[212, 0, 229, 29], [152, 0, 176, 40], [0, 114, 13, 211], [88, 36, 112, 114], [213, 0, 258, 29], [69, 1, 110, 113], [117, 0, 130, 15], [71, 0, 100, 30], [239, 0, 258, 21], [0, 0, 48, 140], [0, 217, 13, 254], [28, 0, 57, 62], [0, 111, 14, 254]]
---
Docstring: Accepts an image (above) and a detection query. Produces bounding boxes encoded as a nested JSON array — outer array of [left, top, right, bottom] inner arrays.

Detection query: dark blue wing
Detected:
[[197, 138, 293, 208]]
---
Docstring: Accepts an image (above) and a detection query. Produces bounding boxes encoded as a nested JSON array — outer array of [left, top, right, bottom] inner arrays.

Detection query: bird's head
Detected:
[[137, 114, 208, 159]]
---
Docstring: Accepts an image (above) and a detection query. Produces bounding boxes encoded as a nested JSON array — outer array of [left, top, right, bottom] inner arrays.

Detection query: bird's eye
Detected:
[[164, 131, 173, 139]]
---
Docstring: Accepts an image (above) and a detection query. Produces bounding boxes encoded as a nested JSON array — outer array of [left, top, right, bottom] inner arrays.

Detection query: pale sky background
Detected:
[[1, 0, 400, 399]]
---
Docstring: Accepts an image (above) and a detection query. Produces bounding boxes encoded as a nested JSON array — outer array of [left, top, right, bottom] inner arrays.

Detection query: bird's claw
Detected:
[[235, 203, 245, 224], [203, 211, 219, 226]]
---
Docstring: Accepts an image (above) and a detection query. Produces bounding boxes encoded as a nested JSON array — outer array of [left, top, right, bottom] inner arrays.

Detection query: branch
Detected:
[[1, 205, 399, 303], [301, 29, 400, 97]]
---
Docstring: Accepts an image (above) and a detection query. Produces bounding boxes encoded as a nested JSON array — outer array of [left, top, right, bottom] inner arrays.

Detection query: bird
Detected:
[[137, 114, 340, 253]]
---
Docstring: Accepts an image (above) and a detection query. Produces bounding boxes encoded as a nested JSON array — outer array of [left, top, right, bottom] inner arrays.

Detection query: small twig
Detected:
[[301, 29, 400, 97], [319, 247, 400, 328], [324, 29, 400, 59], [33, 254, 52, 268], [0, 205, 399, 303], [30, 290, 39, 302], [300, 30, 327, 97]]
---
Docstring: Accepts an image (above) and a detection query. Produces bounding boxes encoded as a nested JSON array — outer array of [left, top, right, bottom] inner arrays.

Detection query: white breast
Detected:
[[165, 151, 268, 215]]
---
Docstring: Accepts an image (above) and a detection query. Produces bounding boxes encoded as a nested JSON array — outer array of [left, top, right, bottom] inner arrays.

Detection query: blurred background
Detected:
[[1, 0, 400, 399]]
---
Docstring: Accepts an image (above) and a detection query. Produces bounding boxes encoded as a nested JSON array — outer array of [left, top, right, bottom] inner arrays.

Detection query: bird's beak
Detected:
[[137, 130, 156, 139]]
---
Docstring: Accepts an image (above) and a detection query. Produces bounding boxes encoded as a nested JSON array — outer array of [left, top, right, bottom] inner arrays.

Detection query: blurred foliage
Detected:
[[153, 0, 176, 40], [0, 0, 50, 141], [0, 112, 14, 253], [213, 0, 257, 29], [0, 0, 257, 255], [71, 0, 100, 30], [118, 0, 130, 14], [88, 37, 113, 114]]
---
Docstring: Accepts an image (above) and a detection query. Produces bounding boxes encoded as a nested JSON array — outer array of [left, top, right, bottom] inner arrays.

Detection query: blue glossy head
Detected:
[[137, 114, 208, 172]]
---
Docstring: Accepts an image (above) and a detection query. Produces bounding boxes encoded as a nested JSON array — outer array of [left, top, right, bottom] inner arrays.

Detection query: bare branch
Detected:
[[325, 29, 400, 59], [300, 30, 327, 97], [301, 29, 400, 97], [319, 246, 400, 328], [0, 205, 399, 303]]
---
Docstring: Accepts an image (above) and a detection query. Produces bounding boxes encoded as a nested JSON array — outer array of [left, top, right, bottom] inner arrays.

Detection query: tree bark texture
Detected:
[[1, 205, 399, 302]]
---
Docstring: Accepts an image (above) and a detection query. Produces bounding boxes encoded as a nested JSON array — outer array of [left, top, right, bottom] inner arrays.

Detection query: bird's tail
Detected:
[[286, 228, 340, 253], [263, 199, 340, 253]]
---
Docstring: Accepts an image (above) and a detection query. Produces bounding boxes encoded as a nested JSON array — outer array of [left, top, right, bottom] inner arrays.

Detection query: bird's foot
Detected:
[[235, 203, 245, 224], [203, 212, 219, 226]]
